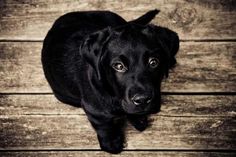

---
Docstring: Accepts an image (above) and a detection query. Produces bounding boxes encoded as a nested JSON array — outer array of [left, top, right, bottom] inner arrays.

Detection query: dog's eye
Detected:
[[149, 58, 159, 68], [112, 62, 127, 72]]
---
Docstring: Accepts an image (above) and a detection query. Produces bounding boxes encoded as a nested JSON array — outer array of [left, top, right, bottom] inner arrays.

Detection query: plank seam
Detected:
[[0, 149, 236, 152], [161, 92, 236, 95], [0, 114, 234, 118]]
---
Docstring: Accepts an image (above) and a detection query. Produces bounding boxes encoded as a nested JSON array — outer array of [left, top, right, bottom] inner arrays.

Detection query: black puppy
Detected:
[[42, 9, 179, 154]]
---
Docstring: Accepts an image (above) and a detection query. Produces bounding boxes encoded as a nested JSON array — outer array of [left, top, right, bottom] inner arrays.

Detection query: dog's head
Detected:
[[81, 24, 179, 115]]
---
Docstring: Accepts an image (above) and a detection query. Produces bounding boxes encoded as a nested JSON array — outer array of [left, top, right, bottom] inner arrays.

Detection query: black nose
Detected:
[[132, 94, 152, 105]]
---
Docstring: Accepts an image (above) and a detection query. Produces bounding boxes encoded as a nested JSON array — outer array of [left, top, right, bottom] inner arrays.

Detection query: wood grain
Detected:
[[0, 42, 235, 93], [0, 0, 235, 40], [0, 95, 236, 117], [1, 151, 236, 157], [0, 115, 235, 150]]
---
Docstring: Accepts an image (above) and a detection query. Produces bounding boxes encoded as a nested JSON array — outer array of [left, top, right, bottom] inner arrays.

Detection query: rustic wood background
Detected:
[[0, 0, 236, 156]]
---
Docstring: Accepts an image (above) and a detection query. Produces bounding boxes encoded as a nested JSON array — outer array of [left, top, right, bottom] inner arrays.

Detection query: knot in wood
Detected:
[[172, 6, 197, 26]]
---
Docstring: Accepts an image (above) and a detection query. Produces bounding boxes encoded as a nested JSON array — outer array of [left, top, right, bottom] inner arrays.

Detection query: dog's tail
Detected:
[[129, 9, 160, 25]]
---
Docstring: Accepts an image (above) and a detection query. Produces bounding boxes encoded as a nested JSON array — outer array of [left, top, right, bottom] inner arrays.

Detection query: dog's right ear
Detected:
[[80, 28, 111, 80]]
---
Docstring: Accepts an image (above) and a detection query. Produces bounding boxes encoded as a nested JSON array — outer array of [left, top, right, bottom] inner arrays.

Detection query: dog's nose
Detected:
[[132, 94, 152, 106]]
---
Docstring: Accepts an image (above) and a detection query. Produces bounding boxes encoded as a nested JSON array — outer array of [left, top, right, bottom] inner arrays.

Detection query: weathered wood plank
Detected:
[[0, 95, 236, 117], [0, 0, 235, 40], [162, 42, 236, 92], [1, 151, 236, 157], [0, 42, 235, 92], [0, 42, 47, 93], [0, 115, 235, 149]]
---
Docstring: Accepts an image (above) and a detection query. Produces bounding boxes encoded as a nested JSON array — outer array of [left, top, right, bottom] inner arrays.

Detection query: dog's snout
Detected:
[[132, 94, 152, 106]]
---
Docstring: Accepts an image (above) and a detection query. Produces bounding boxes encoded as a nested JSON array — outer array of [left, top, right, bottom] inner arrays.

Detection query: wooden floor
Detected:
[[0, 0, 236, 156]]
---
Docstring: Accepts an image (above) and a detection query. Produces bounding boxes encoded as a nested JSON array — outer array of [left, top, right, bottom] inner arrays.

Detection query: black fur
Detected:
[[42, 9, 179, 154]]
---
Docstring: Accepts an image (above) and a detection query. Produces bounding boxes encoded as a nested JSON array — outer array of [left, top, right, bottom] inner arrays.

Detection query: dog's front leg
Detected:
[[87, 114, 125, 154]]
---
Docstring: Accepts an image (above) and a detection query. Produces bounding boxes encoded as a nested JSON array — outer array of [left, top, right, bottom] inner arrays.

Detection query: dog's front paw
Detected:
[[98, 134, 124, 154], [129, 115, 149, 132]]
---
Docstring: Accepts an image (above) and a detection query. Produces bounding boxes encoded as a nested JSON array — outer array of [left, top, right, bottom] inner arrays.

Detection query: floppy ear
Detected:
[[80, 28, 111, 80], [143, 25, 179, 77], [154, 26, 179, 69]]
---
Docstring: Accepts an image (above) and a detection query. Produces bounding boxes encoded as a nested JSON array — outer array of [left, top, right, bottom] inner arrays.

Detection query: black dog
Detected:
[[42, 9, 179, 154]]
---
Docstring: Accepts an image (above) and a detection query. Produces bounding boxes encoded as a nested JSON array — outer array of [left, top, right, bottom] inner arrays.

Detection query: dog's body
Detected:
[[42, 10, 179, 154]]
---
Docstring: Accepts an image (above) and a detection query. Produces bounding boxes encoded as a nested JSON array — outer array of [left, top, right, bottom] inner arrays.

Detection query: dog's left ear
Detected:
[[80, 28, 111, 80], [143, 25, 179, 77], [155, 26, 179, 69]]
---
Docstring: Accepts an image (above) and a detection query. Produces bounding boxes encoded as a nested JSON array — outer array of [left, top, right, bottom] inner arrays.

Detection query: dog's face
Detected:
[[81, 24, 179, 115]]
